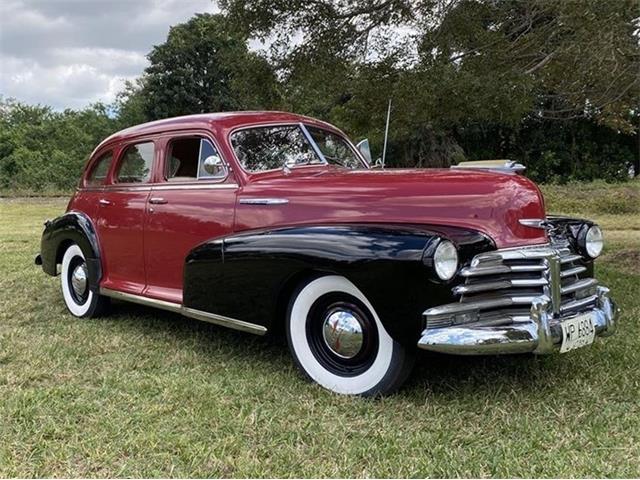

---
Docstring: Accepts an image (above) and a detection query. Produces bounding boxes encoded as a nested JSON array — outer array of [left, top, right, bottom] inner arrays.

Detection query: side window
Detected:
[[231, 125, 321, 172], [306, 126, 363, 169], [85, 151, 113, 186], [166, 137, 227, 182], [115, 142, 154, 184]]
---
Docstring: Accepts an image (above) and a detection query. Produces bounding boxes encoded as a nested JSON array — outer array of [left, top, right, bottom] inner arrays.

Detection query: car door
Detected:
[[142, 132, 238, 304], [95, 139, 155, 295]]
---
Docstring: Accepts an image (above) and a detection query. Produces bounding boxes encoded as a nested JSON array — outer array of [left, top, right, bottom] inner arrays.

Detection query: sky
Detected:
[[0, 0, 219, 110]]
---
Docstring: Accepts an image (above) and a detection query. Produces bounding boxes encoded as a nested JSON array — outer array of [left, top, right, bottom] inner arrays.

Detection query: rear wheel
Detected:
[[286, 275, 414, 396], [60, 243, 109, 318]]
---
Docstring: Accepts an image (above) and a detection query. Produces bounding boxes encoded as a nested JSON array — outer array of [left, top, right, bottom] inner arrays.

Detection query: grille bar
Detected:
[[561, 278, 598, 295], [561, 265, 587, 277], [453, 278, 548, 295], [424, 243, 598, 329], [460, 264, 546, 277]]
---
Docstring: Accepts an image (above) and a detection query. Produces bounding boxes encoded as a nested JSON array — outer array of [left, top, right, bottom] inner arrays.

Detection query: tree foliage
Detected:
[[135, 13, 281, 121], [221, 0, 639, 174], [0, 98, 118, 191], [1, 3, 638, 191], [223, 0, 639, 130]]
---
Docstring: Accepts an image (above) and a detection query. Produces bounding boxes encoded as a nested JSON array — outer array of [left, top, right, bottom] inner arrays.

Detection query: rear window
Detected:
[[115, 142, 154, 184], [85, 151, 113, 186]]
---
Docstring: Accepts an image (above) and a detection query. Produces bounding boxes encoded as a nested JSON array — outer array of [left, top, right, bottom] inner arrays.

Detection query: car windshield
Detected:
[[231, 124, 366, 173]]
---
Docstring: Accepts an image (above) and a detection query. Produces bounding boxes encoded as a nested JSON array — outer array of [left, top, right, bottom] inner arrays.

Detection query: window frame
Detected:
[[305, 125, 364, 170], [228, 122, 368, 175], [160, 131, 231, 185], [83, 148, 115, 188], [112, 140, 157, 185]]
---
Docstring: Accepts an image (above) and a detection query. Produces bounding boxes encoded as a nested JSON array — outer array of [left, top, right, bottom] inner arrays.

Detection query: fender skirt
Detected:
[[184, 224, 493, 346], [39, 211, 102, 292]]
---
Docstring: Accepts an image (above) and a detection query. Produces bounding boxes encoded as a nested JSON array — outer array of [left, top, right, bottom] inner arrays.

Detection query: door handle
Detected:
[[98, 199, 112, 206], [149, 197, 168, 205]]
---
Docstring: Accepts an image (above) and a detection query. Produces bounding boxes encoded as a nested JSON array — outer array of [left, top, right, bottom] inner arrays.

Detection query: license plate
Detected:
[[560, 313, 596, 353]]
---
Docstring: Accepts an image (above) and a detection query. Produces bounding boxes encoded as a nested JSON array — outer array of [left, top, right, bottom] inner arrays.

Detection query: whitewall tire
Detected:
[[60, 243, 108, 318], [286, 275, 415, 396]]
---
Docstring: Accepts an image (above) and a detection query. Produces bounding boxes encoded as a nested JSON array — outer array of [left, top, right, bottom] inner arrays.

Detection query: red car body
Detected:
[[71, 112, 546, 302], [37, 111, 618, 396]]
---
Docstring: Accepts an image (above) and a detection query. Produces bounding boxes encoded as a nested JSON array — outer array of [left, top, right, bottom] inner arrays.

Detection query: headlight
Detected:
[[583, 225, 604, 258], [434, 240, 459, 280]]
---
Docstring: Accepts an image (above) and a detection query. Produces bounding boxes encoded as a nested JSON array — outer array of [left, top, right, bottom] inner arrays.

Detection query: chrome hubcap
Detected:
[[71, 262, 88, 298], [322, 309, 364, 359]]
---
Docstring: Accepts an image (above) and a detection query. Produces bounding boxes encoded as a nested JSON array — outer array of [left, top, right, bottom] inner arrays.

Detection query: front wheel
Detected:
[[60, 243, 109, 318], [286, 275, 415, 396]]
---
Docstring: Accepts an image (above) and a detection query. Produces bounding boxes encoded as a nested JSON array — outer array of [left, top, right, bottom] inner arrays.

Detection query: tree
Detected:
[[0, 98, 118, 190], [222, 0, 639, 167], [139, 13, 281, 120]]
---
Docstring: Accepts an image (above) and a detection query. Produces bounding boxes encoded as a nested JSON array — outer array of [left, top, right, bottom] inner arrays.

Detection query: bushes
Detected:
[[0, 100, 118, 191], [0, 97, 637, 192], [456, 118, 638, 184]]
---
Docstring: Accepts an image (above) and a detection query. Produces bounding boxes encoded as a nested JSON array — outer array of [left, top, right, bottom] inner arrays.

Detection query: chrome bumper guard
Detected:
[[417, 286, 619, 355]]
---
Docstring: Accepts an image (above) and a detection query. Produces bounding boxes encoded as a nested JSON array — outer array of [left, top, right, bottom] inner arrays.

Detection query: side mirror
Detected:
[[201, 155, 228, 180], [356, 139, 372, 165]]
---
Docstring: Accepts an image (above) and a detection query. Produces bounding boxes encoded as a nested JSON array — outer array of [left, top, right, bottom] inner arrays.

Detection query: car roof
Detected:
[[93, 111, 340, 153]]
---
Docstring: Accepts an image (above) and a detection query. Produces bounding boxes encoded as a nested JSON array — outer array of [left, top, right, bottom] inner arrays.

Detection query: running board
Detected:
[[100, 287, 267, 336]]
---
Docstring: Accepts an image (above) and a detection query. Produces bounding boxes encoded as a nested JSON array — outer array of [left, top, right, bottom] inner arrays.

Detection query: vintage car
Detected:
[[36, 112, 619, 396]]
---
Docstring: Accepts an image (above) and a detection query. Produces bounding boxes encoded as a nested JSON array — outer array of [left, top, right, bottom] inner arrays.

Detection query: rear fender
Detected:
[[40, 211, 102, 292]]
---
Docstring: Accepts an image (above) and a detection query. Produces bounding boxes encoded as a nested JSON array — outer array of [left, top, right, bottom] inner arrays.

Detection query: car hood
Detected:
[[236, 167, 548, 249]]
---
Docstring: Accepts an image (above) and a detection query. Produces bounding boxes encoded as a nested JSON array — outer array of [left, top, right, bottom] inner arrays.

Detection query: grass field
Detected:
[[1, 182, 639, 477]]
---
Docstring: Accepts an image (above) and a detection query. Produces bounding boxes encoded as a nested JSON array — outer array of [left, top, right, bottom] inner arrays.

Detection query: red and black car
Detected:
[[36, 112, 619, 396]]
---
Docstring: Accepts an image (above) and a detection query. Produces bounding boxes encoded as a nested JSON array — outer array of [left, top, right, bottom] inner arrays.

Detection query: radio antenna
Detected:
[[382, 98, 391, 168]]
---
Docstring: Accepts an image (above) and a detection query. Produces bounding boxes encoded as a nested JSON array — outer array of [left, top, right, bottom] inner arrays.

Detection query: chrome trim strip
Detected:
[[424, 295, 538, 317], [152, 183, 238, 191], [238, 198, 289, 205], [519, 218, 547, 229], [460, 264, 546, 277], [80, 183, 238, 193], [452, 159, 526, 173], [182, 307, 267, 335], [299, 122, 328, 164], [560, 265, 587, 277], [101, 287, 182, 313], [102, 185, 153, 192], [452, 278, 548, 295], [559, 294, 598, 313], [99, 288, 267, 335], [548, 255, 562, 315], [560, 254, 583, 264], [561, 278, 598, 295]]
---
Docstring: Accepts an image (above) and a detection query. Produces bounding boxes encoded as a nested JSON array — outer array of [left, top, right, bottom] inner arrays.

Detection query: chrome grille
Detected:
[[425, 244, 598, 329]]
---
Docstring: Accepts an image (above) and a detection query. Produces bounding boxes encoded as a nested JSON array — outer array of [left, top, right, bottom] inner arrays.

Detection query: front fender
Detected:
[[184, 224, 493, 346], [39, 211, 102, 291]]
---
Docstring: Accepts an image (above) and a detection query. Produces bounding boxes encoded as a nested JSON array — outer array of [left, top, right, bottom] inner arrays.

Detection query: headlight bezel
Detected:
[[432, 239, 459, 281], [578, 224, 604, 259]]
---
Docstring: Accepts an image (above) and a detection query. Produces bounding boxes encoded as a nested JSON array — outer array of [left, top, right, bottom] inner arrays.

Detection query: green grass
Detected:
[[1, 187, 639, 478], [541, 180, 640, 217]]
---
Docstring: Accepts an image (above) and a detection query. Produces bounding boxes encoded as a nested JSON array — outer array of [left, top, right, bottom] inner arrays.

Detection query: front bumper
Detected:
[[417, 286, 619, 355]]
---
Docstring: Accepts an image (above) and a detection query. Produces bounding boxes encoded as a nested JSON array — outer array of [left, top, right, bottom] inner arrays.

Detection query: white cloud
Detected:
[[0, 0, 219, 110], [1, 54, 136, 109]]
